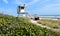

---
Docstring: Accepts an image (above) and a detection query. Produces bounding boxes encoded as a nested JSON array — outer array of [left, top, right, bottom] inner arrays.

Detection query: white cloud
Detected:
[[14, 0, 50, 6], [3, 0, 8, 4], [27, 0, 40, 6], [40, 4, 60, 11], [14, 0, 20, 5], [33, 3, 60, 15], [0, 8, 3, 13], [27, 0, 50, 6], [14, 0, 40, 6], [0, 8, 13, 14]]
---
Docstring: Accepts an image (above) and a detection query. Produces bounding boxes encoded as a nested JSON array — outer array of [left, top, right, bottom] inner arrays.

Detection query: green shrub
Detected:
[[0, 15, 60, 36]]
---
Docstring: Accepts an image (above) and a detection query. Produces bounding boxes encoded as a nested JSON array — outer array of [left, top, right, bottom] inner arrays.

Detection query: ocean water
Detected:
[[40, 15, 60, 18]]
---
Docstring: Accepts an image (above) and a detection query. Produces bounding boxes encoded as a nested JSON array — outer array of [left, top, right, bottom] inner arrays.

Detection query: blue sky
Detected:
[[0, 0, 60, 16]]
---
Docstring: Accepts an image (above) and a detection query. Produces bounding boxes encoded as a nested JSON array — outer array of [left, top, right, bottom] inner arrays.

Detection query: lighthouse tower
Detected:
[[17, 4, 28, 17]]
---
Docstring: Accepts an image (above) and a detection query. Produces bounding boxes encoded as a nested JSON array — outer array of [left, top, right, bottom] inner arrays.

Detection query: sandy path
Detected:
[[30, 19, 60, 32]]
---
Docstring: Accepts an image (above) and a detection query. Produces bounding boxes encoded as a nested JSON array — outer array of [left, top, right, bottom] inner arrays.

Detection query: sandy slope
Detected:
[[30, 19, 60, 32]]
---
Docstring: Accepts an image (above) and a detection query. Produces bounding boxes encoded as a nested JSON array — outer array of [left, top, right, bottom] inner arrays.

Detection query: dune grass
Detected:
[[38, 19, 60, 29], [0, 15, 60, 36]]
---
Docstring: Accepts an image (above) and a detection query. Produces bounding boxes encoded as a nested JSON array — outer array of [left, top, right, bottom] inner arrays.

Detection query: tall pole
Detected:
[[19, 0, 20, 5], [17, 0, 20, 17], [17, 6, 20, 17]]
